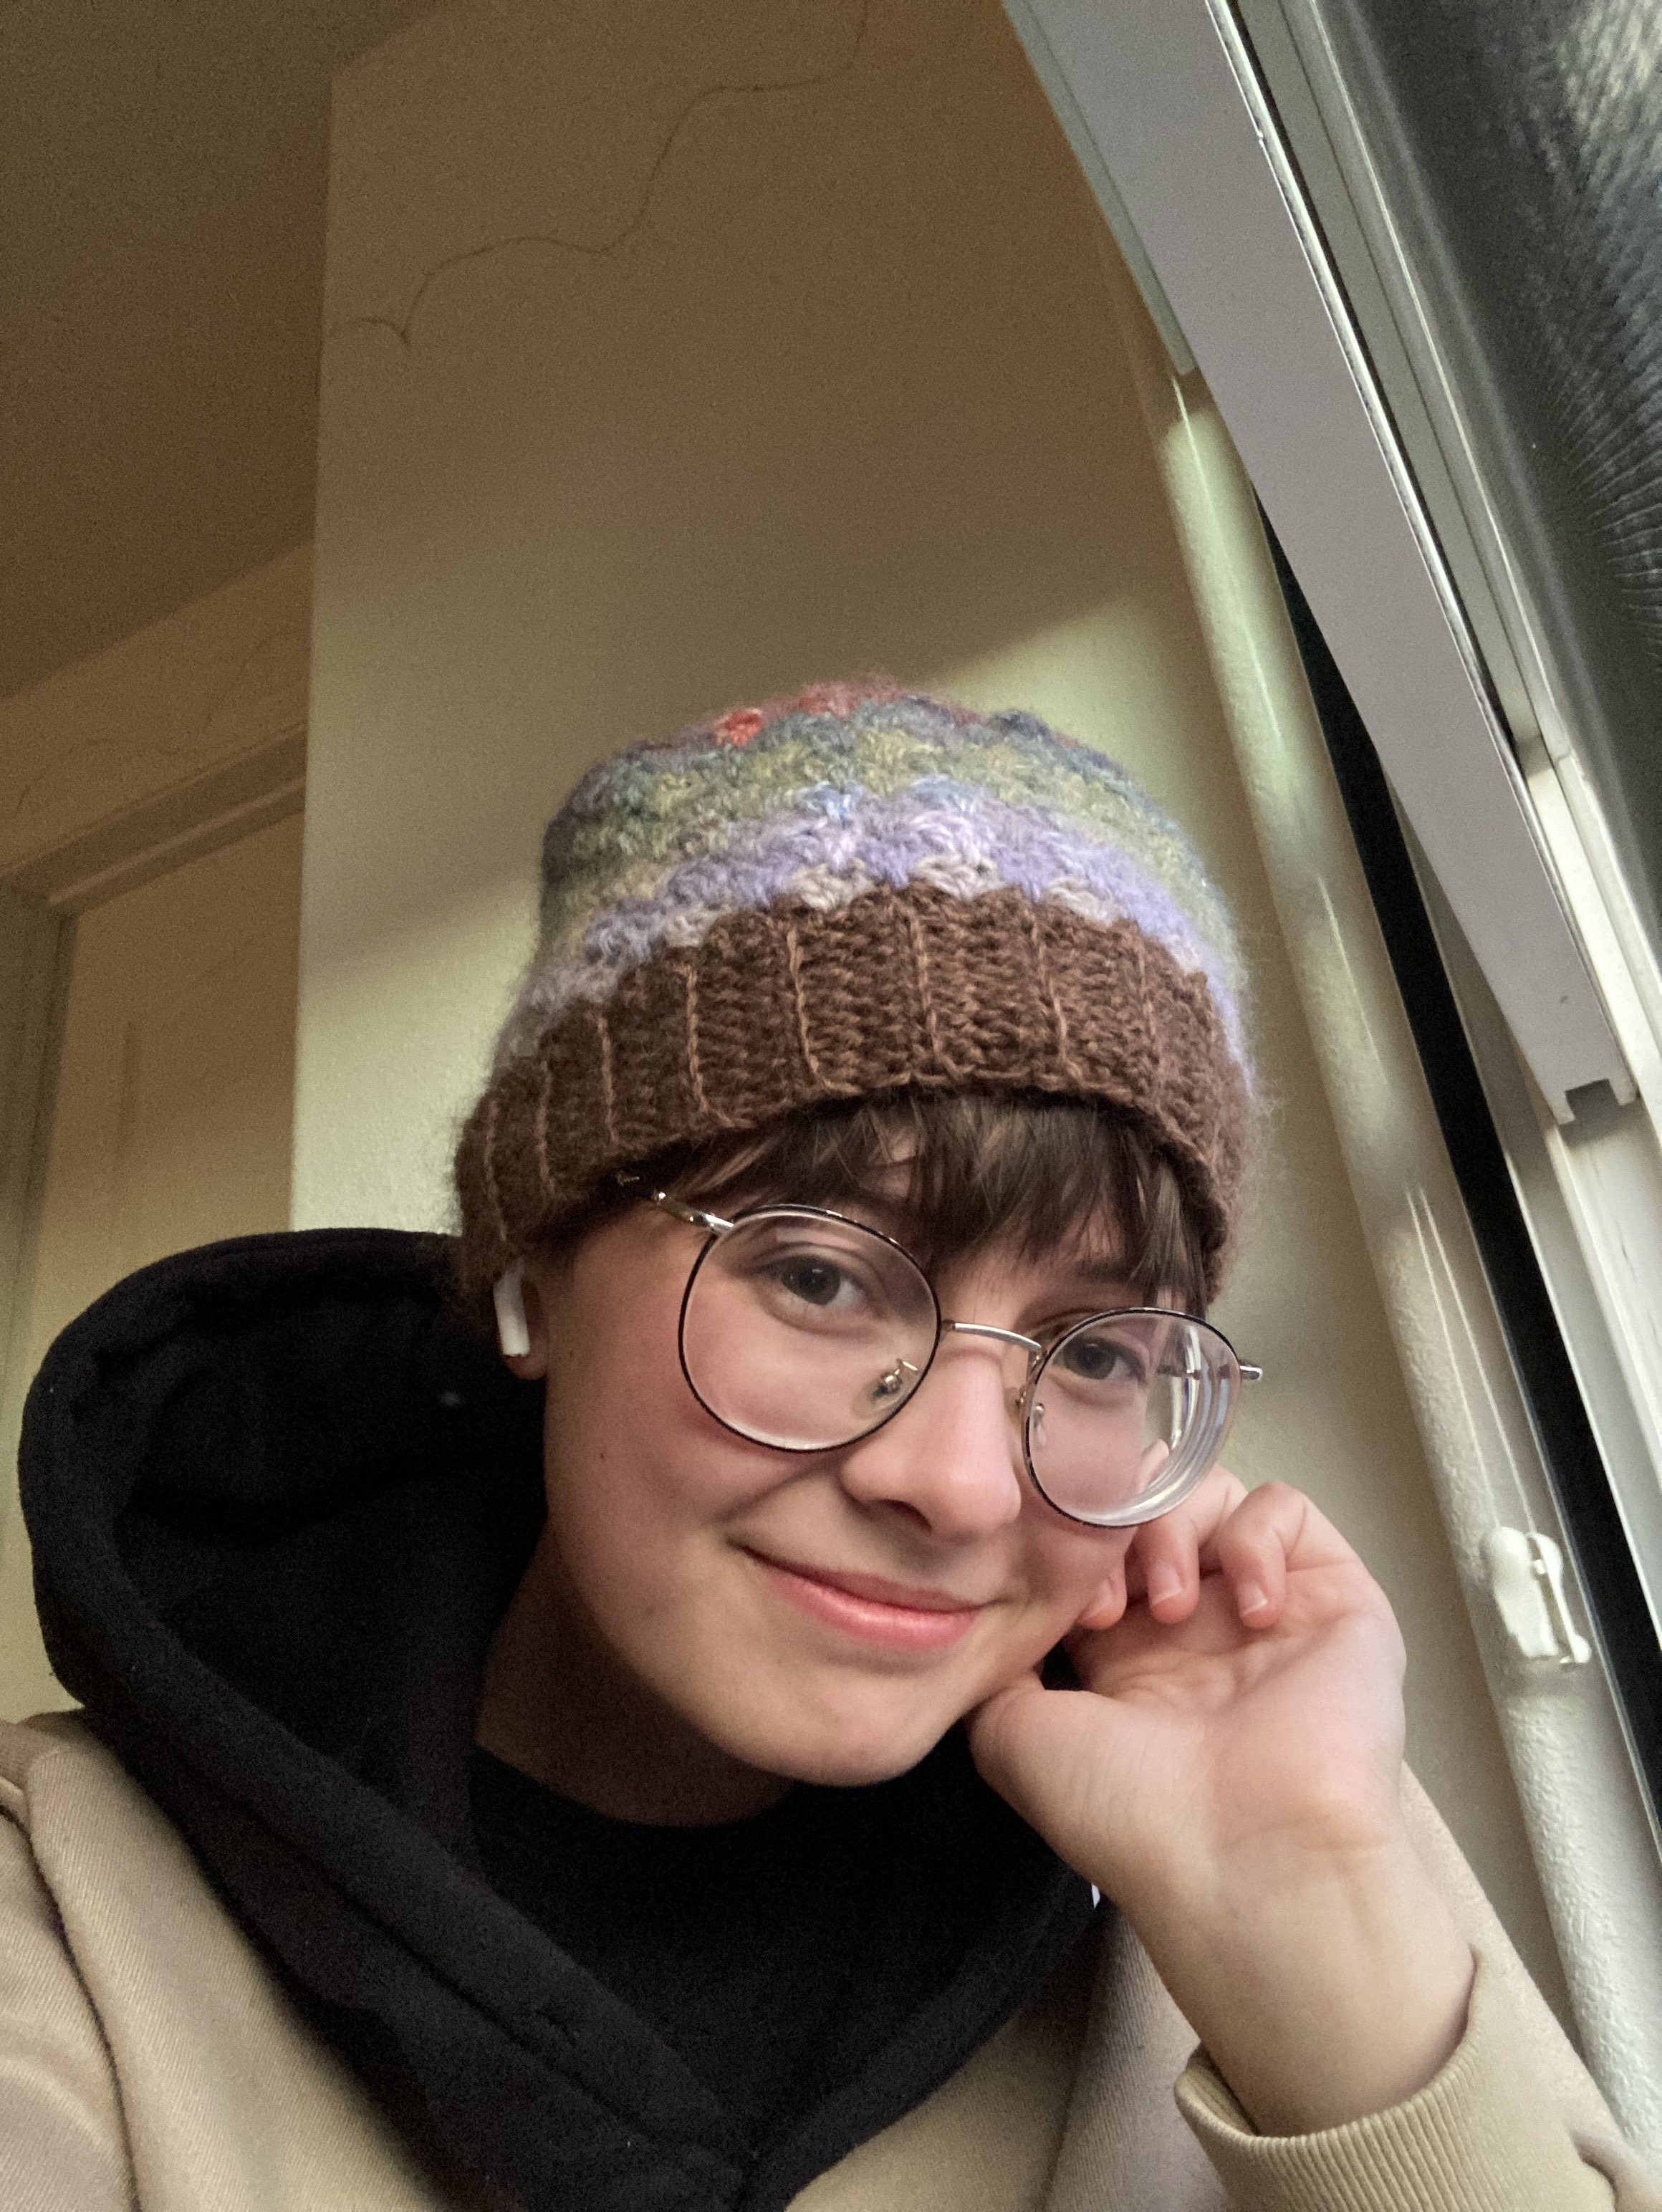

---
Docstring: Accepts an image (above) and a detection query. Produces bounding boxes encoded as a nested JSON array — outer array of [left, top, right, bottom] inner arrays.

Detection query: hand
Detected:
[[972, 1472, 1410, 1891], [966, 1472, 1476, 2132]]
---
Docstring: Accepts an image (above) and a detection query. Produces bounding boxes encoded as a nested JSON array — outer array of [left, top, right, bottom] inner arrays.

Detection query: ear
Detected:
[[494, 1260, 552, 1380]]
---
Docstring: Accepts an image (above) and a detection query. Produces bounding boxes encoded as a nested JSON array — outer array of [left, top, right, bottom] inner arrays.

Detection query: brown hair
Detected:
[[511, 1087, 1210, 1317]]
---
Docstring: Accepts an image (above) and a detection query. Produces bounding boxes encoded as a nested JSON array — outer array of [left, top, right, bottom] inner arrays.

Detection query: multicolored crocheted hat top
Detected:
[[455, 683, 1252, 1302]]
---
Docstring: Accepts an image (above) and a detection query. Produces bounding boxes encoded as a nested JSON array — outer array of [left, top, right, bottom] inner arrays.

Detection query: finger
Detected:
[[1127, 1467, 1248, 1617], [1128, 1512, 1199, 1620], [965, 1669, 1130, 1884], [1209, 1478, 1355, 1626], [1073, 1556, 1128, 1632], [964, 1668, 1055, 1823]]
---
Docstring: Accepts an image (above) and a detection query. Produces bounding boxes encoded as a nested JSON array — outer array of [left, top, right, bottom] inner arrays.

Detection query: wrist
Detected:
[[1123, 1828, 1476, 2134]]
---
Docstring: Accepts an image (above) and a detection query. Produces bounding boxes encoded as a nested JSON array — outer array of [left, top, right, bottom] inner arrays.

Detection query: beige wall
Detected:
[[297, 0, 1572, 2019]]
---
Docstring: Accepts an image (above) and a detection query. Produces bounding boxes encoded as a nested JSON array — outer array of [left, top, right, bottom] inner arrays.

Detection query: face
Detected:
[[504, 1195, 1141, 1793]]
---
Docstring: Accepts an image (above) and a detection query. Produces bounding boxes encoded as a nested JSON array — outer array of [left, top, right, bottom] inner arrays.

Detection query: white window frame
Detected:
[[1006, 0, 1662, 2150], [1005, 0, 1662, 1673]]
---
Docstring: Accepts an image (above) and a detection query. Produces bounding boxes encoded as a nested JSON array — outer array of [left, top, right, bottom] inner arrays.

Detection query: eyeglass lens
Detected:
[[678, 1208, 1242, 1525], [1025, 1309, 1238, 1525], [681, 1209, 940, 1451]]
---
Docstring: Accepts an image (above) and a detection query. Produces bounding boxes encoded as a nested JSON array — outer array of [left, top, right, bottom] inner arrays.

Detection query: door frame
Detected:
[[0, 547, 310, 1673]]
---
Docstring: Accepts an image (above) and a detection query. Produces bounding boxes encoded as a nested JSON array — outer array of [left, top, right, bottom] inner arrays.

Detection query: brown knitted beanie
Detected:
[[453, 685, 1252, 1305]]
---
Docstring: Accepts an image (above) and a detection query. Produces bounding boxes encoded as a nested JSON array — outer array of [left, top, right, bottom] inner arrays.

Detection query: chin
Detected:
[[711, 1687, 963, 1792], [773, 1738, 946, 1790]]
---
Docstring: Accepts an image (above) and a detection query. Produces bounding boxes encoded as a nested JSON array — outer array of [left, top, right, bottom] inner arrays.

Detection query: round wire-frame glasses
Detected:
[[650, 1191, 1262, 1529]]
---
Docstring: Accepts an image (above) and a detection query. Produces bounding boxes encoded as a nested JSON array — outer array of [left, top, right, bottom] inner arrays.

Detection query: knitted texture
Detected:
[[454, 686, 1252, 1302]]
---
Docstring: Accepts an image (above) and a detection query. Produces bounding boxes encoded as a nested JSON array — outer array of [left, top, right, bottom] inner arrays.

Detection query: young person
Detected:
[[3, 686, 1653, 2210]]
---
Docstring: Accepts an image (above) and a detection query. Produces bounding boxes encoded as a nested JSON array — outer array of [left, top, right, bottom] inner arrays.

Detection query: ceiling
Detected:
[[1, 0, 440, 700]]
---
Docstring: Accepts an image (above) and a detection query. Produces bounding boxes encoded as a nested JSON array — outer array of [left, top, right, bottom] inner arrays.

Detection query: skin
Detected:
[[476, 1193, 1476, 2136]]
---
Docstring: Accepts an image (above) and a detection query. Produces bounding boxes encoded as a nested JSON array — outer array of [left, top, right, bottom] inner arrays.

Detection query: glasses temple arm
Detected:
[[648, 1189, 736, 1235]]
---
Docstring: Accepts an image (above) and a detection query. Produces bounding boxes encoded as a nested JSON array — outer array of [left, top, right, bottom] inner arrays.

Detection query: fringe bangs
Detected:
[[579, 1090, 1211, 1312]]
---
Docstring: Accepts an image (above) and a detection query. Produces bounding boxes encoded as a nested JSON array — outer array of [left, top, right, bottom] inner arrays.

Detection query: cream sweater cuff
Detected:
[[1173, 1951, 1618, 2211]]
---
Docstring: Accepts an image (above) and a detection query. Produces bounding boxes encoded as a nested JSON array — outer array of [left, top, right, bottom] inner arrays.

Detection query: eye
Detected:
[[768, 1254, 859, 1309], [1053, 1331, 1148, 1387], [713, 1212, 938, 1352], [743, 1236, 890, 1325]]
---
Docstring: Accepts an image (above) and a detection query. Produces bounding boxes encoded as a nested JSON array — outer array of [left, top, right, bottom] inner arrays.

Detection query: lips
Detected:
[[744, 1549, 989, 1651]]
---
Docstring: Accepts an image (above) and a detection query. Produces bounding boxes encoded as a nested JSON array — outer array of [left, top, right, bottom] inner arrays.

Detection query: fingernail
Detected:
[[1148, 1565, 1183, 1607], [1237, 1581, 1271, 1619]]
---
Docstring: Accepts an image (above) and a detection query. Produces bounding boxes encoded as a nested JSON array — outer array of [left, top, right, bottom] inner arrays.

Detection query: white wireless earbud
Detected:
[[492, 1260, 531, 1360]]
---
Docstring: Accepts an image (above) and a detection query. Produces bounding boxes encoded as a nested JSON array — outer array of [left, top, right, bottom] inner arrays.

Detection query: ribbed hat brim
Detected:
[[453, 883, 1247, 1309]]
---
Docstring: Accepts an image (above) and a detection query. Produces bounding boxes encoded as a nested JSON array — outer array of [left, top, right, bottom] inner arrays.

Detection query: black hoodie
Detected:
[[19, 1228, 1095, 2212]]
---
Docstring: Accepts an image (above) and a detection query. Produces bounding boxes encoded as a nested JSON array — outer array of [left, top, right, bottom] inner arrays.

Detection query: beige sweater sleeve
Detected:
[[0, 1718, 467, 2212], [0, 1781, 134, 2212], [1170, 1772, 1662, 2211], [1175, 1949, 1656, 2211]]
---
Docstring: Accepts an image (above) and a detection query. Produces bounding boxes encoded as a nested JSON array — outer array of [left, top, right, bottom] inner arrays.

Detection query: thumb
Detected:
[[966, 1670, 1105, 1858], [964, 1667, 1047, 1799]]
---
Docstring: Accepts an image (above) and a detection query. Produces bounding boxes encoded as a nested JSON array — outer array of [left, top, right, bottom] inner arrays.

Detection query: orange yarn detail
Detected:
[[711, 708, 767, 746]]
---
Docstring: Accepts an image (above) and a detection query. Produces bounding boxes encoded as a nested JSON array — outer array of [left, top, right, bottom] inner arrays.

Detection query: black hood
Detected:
[[19, 1229, 1095, 2212]]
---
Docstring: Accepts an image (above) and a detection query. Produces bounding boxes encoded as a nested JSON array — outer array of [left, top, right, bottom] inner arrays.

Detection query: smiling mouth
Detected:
[[748, 1552, 987, 1610], [744, 1550, 989, 1650]]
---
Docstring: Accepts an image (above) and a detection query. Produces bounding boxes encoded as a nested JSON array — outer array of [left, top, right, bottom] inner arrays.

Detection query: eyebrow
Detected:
[[1069, 1251, 1142, 1285], [916, 1223, 1147, 1289], [991, 1225, 1140, 1280]]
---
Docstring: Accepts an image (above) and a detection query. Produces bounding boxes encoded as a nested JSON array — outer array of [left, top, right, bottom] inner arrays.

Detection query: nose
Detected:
[[835, 1329, 1027, 1539]]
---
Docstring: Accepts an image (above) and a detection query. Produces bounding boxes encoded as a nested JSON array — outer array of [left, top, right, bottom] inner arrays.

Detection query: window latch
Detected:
[[1483, 1527, 1593, 1667]]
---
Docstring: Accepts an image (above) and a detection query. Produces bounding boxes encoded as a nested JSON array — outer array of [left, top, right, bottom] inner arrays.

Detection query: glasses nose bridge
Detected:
[[938, 1317, 1044, 1357], [931, 1317, 1044, 1426], [937, 1319, 1044, 1405]]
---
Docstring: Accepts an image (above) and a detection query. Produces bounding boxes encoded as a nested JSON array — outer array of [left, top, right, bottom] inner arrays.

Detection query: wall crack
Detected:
[[325, 0, 872, 355]]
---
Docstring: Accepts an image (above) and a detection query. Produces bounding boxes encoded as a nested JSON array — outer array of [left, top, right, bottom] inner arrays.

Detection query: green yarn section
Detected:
[[536, 700, 1238, 988]]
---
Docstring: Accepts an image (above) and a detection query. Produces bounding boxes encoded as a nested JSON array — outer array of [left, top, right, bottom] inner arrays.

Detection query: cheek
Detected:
[[540, 1297, 783, 1592], [1015, 1521, 1137, 1636]]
